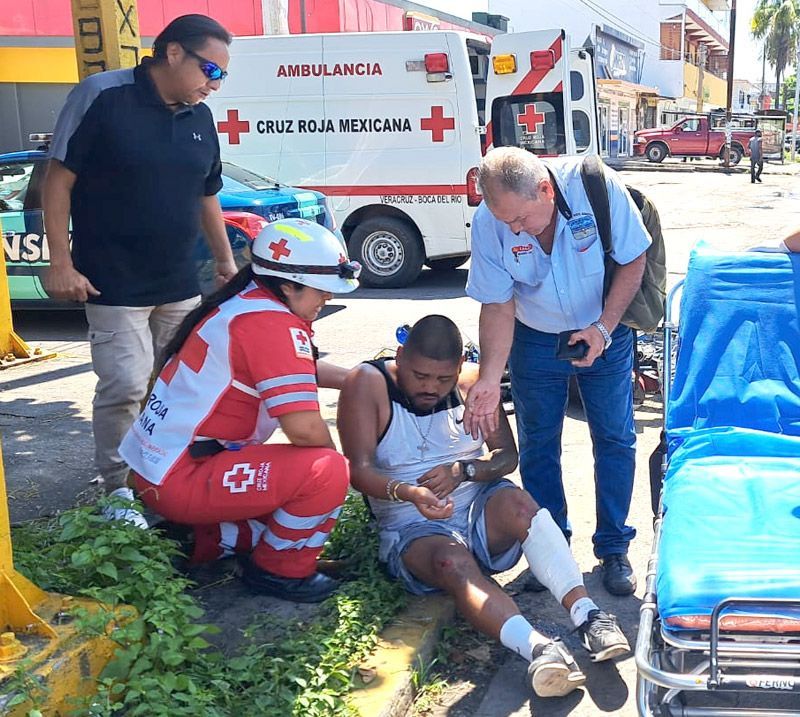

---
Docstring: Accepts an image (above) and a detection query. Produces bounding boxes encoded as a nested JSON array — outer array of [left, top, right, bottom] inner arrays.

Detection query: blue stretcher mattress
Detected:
[[658, 244, 800, 630], [667, 243, 800, 441], [657, 428, 800, 630]]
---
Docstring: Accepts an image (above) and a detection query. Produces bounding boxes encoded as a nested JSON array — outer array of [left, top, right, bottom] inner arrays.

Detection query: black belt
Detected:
[[188, 439, 227, 458]]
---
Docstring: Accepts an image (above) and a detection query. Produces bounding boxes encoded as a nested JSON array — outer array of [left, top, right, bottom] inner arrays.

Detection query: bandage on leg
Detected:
[[521, 508, 584, 603]]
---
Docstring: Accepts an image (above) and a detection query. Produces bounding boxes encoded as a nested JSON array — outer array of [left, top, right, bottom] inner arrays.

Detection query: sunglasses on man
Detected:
[[182, 46, 228, 81]]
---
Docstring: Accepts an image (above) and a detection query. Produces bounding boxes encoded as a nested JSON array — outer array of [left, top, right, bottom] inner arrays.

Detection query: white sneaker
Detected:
[[102, 487, 149, 529]]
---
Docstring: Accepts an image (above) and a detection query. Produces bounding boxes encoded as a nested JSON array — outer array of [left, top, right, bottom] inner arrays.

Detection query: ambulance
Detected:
[[207, 29, 598, 287]]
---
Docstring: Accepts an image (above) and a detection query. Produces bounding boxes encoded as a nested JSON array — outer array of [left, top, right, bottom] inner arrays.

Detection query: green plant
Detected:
[[9, 490, 405, 716], [410, 656, 448, 715]]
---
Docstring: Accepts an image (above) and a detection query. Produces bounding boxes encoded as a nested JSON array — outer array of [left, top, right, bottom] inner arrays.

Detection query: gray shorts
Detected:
[[381, 479, 522, 595]]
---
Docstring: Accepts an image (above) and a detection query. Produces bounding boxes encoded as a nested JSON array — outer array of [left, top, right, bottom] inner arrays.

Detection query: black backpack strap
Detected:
[[579, 155, 612, 256]]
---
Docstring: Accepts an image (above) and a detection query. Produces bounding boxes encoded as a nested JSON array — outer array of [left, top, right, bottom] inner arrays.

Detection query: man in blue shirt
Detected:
[[42, 14, 237, 510], [463, 147, 650, 596]]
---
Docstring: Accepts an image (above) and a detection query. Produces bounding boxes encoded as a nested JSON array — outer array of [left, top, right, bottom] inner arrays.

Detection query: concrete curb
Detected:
[[350, 595, 455, 717], [606, 159, 800, 175]]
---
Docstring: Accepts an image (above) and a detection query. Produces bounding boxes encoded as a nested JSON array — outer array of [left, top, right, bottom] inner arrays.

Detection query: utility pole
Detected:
[[723, 0, 737, 168], [71, 0, 141, 80], [696, 44, 707, 113], [792, 44, 800, 162]]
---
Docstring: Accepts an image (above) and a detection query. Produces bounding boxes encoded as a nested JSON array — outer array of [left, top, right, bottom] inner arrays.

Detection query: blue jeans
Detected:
[[509, 321, 636, 558]]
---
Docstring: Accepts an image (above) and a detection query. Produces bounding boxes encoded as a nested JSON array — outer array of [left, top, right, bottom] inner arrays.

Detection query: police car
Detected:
[[0, 141, 339, 306]]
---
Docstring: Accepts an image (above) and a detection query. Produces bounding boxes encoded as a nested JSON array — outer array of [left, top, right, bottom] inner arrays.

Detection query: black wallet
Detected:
[[555, 330, 589, 361]]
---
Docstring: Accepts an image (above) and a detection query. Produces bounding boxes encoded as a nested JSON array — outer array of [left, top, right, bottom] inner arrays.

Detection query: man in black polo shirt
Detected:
[[43, 14, 237, 515]]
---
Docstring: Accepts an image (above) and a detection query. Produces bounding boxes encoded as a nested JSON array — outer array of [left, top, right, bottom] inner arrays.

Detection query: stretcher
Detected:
[[636, 242, 800, 716]]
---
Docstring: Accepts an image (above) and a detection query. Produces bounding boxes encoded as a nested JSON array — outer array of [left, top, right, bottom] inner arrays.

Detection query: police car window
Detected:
[[491, 93, 566, 155], [570, 71, 584, 102], [0, 162, 33, 212], [572, 110, 591, 152], [221, 162, 279, 190]]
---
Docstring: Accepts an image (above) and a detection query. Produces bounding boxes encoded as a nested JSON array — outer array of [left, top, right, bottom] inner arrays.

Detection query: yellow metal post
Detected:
[[71, 0, 142, 80], [0, 441, 133, 714], [0, 221, 54, 368]]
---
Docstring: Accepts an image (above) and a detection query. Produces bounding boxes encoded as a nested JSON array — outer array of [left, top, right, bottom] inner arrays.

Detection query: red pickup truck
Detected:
[[634, 116, 754, 165]]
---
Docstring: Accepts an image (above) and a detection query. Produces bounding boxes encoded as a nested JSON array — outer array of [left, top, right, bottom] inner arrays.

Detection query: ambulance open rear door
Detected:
[[485, 29, 598, 157]]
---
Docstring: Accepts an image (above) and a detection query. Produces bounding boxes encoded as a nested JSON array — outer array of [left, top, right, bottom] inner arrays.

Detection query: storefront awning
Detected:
[[597, 78, 660, 97]]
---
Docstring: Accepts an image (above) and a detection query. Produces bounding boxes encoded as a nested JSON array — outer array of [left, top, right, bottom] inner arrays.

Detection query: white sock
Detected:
[[499, 614, 550, 662], [521, 508, 584, 603], [569, 597, 599, 628]]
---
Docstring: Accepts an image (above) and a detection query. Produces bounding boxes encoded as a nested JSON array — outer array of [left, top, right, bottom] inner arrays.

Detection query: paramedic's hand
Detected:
[[43, 263, 101, 303], [568, 326, 605, 369], [407, 486, 454, 521], [463, 378, 498, 440], [215, 258, 238, 288], [417, 463, 462, 500]]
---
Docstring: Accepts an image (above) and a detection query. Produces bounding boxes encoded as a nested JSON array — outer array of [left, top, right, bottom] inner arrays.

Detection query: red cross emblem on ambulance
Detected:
[[217, 109, 251, 144], [421, 106, 455, 142], [517, 104, 546, 134]]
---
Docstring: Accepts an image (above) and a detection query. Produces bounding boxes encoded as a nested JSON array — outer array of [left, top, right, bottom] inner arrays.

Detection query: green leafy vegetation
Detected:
[[9, 492, 405, 716]]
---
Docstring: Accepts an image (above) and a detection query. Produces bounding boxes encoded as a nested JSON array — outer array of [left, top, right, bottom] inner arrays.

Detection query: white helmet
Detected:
[[251, 219, 360, 293]]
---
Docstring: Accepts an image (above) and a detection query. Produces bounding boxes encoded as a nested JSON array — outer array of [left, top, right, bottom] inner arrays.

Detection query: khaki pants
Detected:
[[85, 297, 200, 490]]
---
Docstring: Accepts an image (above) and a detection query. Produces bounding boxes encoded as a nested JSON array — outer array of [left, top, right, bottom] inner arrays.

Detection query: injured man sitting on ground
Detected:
[[337, 315, 630, 699]]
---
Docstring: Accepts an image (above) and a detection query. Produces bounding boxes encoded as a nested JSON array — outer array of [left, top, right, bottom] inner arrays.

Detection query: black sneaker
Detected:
[[527, 640, 586, 698], [577, 610, 630, 662], [242, 560, 340, 603], [600, 554, 637, 596]]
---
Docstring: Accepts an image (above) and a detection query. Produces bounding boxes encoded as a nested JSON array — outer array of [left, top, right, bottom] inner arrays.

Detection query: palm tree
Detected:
[[751, 0, 800, 109]]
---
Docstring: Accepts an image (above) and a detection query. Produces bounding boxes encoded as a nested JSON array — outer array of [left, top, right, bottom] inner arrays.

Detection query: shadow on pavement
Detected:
[[348, 267, 467, 301], [12, 308, 88, 342], [1, 396, 95, 523]]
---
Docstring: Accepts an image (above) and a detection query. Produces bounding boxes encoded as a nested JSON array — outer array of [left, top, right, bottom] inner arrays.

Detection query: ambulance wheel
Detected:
[[350, 217, 423, 288], [426, 255, 469, 271]]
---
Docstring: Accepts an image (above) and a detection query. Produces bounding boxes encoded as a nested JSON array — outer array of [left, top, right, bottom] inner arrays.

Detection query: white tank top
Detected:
[[368, 359, 485, 532]]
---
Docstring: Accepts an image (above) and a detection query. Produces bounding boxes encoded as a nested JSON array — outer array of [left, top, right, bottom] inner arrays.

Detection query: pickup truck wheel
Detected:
[[646, 143, 667, 163], [350, 217, 424, 288], [728, 145, 743, 165]]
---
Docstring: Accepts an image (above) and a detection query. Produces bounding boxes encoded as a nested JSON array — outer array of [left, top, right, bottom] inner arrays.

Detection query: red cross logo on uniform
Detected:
[[421, 106, 455, 142], [295, 331, 308, 346], [222, 463, 256, 494], [517, 104, 546, 134], [217, 109, 251, 145], [269, 238, 292, 260]]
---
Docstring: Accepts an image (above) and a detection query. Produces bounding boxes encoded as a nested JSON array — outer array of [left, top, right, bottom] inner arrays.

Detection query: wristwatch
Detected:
[[461, 460, 478, 481], [591, 320, 613, 350]]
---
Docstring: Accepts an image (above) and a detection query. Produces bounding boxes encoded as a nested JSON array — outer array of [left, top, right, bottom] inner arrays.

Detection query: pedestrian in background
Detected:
[[749, 129, 763, 183], [463, 147, 650, 597], [42, 14, 237, 514]]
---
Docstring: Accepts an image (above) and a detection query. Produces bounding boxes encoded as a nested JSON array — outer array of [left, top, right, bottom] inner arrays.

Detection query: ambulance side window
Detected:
[[572, 110, 591, 152], [491, 93, 566, 155], [570, 71, 584, 102]]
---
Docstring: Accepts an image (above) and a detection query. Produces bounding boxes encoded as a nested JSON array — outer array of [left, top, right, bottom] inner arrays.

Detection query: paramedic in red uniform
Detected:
[[119, 219, 360, 603]]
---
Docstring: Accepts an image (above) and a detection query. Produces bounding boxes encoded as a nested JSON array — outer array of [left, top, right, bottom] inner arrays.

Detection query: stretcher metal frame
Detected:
[[635, 280, 800, 717]]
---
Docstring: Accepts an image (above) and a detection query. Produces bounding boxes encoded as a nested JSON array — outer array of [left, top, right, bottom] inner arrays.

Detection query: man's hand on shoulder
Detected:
[[417, 463, 462, 499], [43, 263, 101, 303]]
